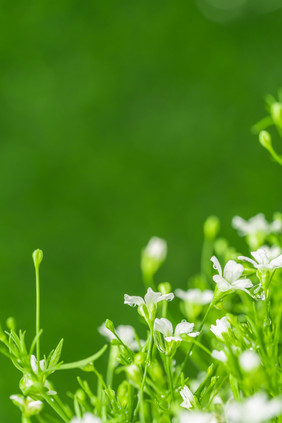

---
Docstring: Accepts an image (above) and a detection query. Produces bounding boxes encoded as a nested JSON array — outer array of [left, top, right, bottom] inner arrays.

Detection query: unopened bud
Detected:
[[105, 319, 115, 334], [32, 249, 43, 269], [158, 282, 171, 295], [259, 130, 272, 151], [6, 317, 16, 331], [203, 216, 220, 240], [271, 102, 282, 128]]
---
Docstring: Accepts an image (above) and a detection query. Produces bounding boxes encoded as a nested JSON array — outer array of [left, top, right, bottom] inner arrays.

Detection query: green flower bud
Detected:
[[32, 249, 43, 269], [134, 352, 146, 366], [6, 316, 16, 331], [259, 130, 272, 151], [125, 364, 142, 387], [117, 381, 129, 408], [203, 216, 220, 240], [271, 102, 282, 128], [158, 282, 172, 295], [19, 374, 43, 396], [75, 389, 85, 402], [105, 319, 115, 334]]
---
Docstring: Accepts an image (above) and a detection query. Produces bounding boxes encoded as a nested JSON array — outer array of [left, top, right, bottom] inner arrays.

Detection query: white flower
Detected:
[[144, 237, 167, 262], [211, 256, 253, 294], [232, 214, 270, 237], [180, 385, 195, 409], [124, 287, 174, 309], [10, 395, 43, 416], [226, 393, 282, 423], [211, 350, 227, 363], [238, 248, 282, 271], [98, 323, 142, 351], [261, 245, 282, 260], [179, 410, 217, 423], [210, 317, 230, 340], [154, 318, 199, 342], [30, 355, 45, 374], [70, 413, 102, 423], [175, 289, 214, 305], [239, 350, 260, 372]]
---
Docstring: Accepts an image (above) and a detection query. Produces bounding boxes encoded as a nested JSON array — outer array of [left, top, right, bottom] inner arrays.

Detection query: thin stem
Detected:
[[176, 302, 212, 384], [42, 394, 69, 423], [134, 327, 154, 423], [35, 266, 40, 362], [166, 355, 175, 401]]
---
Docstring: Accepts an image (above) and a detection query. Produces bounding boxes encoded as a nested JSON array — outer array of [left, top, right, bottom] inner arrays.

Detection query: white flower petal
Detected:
[[211, 349, 227, 363], [237, 256, 258, 268], [210, 256, 222, 276], [175, 321, 194, 335], [154, 318, 173, 337], [269, 254, 282, 269], [232, 279, 253, 289], [213, 275, 231, 292], [144, 288, 162, 305], [223, 260, 243, 283], [165, 335, 182, 342], [124, 294, 144, 307]]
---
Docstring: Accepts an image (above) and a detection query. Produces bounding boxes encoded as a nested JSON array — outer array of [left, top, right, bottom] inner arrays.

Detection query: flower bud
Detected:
[[105, 319, 115, 334], [271, 102, 282, 128], [259, 130, 272, 151], [141, 237, 167, 282], [75, 389, 86, 402], [19, 374, 43, 396], [134, 352, 146, 366], [158, 282, 172, 295], [117, 380, 129, 407], [125, 364, 142, 387], [6, 316, 16, 331], [203, 216, 220, 240], [32, 249, 43, 269]]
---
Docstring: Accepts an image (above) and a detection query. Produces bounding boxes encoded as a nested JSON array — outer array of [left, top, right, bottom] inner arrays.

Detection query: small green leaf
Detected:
[[49, 338, 64, 370]]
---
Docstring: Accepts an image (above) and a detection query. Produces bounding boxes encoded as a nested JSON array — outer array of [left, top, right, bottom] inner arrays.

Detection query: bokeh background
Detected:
[[0, 0, 282, 420]]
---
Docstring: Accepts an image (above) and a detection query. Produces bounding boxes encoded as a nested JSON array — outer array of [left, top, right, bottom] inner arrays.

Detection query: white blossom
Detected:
[[179, 410, 217, 423], [124, 287, 174, 309], [211, 256, 253, 294], [226, 393, 282, 423], [144, 237, 167, 262], [238, 248, 282, 271], [10, 395, 43, 416], [210, 317, 230, 340], [154, 318, 199, 342], [239, 350, 260, 372], [175, 289, 214, 305], [180, 385, 195, 409], [211, 350, 227, 363], [70, 413, 102, 423], [98, 323, 142, 350], [232, 214, 270, 237]]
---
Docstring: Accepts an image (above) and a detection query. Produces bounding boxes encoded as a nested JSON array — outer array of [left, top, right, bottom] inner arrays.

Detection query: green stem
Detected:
[[176, 302, 212, 384], [35, 266, 40, 362], [166, 355, 174, 401], [42, 394, 69, 423], [134, 327, 154, 423]]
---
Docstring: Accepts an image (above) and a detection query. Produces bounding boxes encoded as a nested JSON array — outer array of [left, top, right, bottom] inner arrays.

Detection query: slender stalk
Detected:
[[35, 265, 40, 363], [176, 302, 212, 384], [134, 327, 154, 423], [42, 394, 69, 423], [165, 355, 174, 401]]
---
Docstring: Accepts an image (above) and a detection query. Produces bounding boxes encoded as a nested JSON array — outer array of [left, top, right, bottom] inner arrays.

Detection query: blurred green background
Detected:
[[0, 0, 282, 420]]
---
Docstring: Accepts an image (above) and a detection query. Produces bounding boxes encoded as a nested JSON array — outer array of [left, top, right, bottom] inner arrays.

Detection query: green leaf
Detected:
[[48, 338, 64, 370], [56, 345, 107, 371]]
